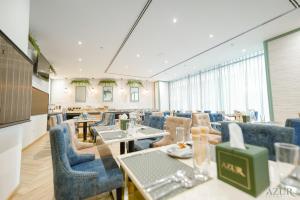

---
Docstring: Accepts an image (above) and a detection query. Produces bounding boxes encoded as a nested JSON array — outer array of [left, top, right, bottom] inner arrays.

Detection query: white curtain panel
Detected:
[[169, 51, 270, 120]]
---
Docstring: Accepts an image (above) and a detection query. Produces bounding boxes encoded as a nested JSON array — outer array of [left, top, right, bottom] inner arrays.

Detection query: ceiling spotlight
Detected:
[[136, 54, 141, 58], [209, 34, 214, 38], [242, 49, 247, 53], [172, 17, 178, 24], [78, 58, 82, 62], [78, 41, 82, 45], [164, 60, 169, 64]]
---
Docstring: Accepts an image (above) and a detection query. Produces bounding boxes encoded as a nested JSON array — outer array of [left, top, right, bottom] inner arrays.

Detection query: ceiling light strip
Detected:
[[106, 72, 149, 79], [151, 8, 298, 78], [289, 0, 298, 8], [104, 0, 152, 73], [292, 0, 300, 7]]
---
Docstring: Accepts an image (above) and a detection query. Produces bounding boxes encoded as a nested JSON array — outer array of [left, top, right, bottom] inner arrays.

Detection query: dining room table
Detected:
[[93, 125, 166, 154], [74, 118, 99, 141], [117, 145, 297, 200]]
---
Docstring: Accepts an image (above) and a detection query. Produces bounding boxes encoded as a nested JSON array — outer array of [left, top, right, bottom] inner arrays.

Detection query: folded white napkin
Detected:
[[228, 123, 246, 150]]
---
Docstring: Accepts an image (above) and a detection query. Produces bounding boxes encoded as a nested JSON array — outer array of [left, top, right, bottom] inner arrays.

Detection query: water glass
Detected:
[[176, 127, 185, 144], [126, 121, 136, 136], [275, 143, 300, 193], [192, 127, 210, 181]]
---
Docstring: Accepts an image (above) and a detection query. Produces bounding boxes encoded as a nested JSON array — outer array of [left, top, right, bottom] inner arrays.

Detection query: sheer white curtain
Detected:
[[169, 51, 270, 120]]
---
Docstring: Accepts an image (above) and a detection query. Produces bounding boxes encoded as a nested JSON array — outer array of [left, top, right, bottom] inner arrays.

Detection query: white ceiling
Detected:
[[29, 0, 300, 81]]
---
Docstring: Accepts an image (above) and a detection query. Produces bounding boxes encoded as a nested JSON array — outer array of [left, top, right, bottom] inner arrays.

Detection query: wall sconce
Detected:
[[64, 87, 69, 94]]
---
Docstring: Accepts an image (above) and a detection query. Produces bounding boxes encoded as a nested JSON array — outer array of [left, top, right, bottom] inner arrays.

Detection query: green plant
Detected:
[[71, 79, 90, 86], [28, 34, 41, 56], [98, 79, 117, 86], [127, 80, 143, 87]]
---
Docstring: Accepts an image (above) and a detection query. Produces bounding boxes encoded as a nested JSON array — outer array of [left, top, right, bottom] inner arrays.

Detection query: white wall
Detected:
[[0, 0, 49, 199], [0, 0, 30, 53], [50, 79, 154, 110], [267, 30, 300, 123]]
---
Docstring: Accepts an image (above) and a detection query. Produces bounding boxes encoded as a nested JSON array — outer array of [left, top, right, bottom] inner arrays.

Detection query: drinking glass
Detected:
[[127, 120, 136, 137], [275, 143, 300, 194], [176, 127, 185, 144], [192, 127, 210, 181]]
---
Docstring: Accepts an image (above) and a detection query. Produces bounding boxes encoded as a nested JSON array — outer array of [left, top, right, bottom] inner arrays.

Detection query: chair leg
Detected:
[[116, 187, 122, 200]]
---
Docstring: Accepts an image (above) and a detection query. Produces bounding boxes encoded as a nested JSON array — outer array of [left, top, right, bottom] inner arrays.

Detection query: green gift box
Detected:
[[216, 142, 270, 197], [120, 119, 129, 130]]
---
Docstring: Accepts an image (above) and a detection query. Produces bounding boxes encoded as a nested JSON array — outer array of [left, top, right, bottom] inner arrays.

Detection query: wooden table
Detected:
[[117, 146, 292, 200], [74, 118, 99, 141], [94, 126, 166, 154]]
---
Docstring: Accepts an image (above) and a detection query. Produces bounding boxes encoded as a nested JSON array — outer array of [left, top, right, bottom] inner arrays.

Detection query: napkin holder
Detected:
[[216, 142, 269, 197], [120, 119, 129, 130]]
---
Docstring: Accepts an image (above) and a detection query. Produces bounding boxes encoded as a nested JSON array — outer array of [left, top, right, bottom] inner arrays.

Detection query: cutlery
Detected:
[[153, 175, 194, 200], [144, 170, 186, 192]]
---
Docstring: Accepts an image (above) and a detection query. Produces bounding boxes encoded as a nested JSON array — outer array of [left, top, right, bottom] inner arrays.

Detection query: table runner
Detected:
[[121, 150, 208, 199], [100, 130, 127, 140], [138, 127, 163, 135]]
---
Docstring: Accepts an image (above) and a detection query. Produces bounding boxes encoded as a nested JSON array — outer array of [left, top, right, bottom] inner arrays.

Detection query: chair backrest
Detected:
[[285, 118, 300, 146], [152, 112, 163, 117], [56, 114, 63, 124], [49, 125, 74, 182], [175, 113, 192, 118], [220, 122, 295, 160], [49, 115, 58, 128], [143, 112, 152, 126], [103, 112, 115, 125], [163, 111, 170, 117], [165, 117, 192, 142], [149, 116, 166, 130], [192, 113, 212, 128], [209, 113, 223, 122]]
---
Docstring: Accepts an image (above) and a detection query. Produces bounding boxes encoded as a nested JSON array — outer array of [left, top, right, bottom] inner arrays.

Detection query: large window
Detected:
[[169, 51, 270, 120]]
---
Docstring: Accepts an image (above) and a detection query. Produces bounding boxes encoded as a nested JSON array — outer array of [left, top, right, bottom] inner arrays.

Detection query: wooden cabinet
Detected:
[[0, 31, 33, 127]]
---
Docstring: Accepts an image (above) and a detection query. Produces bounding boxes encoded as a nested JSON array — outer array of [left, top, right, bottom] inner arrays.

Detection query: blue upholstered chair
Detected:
[[285, 118, 300, 146], [49, 124, 123, 200], [56, 114, 63, 125], [175, 113, 192, 118], [209, 113, 224, 122], [134, 116, 166, 151], [90, 113, 115, 142], [163, 111, 171, 117], [142, 111, 152, 126], [220, 122, 295, 160]]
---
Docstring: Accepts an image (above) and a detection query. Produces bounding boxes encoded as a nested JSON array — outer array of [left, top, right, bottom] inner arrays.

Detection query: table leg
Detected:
[[120, 142, 125, 154], [128, 141, 135, 153], [83, 122, 87, 141]]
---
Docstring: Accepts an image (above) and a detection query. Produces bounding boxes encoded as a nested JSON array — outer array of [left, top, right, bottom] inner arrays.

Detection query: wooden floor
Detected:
[[9, 132, 144, 200]]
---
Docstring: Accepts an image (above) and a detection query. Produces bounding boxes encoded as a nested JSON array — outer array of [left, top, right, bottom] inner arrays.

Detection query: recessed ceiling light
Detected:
[[100, 46, 104, 49], [78, 41, 82, 45], [172, 17, 178, 24], [164, 60, 169, 64], [79, 68, 82, 72], [209, 34, 214, 38], [124, 65, 129, 69], [136, 54, 141, 58], [78, 58, 82, 62], [242, 49, 247, 53]]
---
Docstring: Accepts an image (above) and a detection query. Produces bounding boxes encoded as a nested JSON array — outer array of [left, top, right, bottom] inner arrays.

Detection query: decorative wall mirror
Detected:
[[75, 86, 86, 102], [103, 86, 113, 102], [130, 87, 139, 102]]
